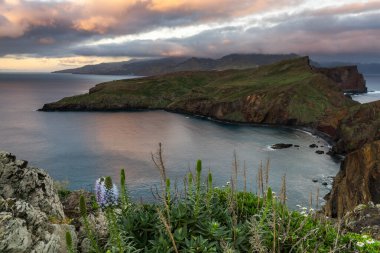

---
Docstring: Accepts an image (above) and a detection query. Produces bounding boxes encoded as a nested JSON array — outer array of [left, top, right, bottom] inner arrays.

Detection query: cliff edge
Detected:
[[324, 140, 380, 218]]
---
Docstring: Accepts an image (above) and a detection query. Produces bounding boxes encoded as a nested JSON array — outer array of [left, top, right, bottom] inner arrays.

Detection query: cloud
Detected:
[[0, 0, 380, 64], [71, 6, 380, 61]]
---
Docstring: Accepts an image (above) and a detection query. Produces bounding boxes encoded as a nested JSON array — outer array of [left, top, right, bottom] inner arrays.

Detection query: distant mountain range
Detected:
[[54, 53, 299, 76], [55, 54, 380, 76]]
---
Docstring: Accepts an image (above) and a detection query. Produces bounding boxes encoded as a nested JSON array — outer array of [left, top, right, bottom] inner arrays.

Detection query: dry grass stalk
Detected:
[[232, 151, 239, 191], [243, 161, 247, 193], [157, 208, 179, 253], [249, 217, 267, 253], [316, 187, 320, 210], [265, 159, 270, 191], [280, 174, 287, 205], [309, 191, 313, 210], [151, 142, 167, 188]]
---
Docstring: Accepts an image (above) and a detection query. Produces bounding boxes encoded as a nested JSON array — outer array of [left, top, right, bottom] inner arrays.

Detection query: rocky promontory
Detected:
[[314, 65, 367, 93], [324, 140, 380, 218], [41, 57, 358, 127]]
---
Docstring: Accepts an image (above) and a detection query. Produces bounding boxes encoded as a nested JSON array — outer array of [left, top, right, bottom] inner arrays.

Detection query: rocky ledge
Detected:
[[0, 151, 74, 253], [0, 151, 108, 253]]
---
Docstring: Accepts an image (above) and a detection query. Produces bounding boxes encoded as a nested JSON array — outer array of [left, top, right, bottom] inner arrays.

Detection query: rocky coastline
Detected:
[[38, 57, 380, 221], [2, 57, 379, 251]]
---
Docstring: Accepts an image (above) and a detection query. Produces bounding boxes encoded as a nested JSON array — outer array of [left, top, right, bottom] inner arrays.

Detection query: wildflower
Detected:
[[366, 239, 375, 244], [362, 235, 369, 239], [95, 176, 119, 208], [356, 242, 364, 247], [226, 181, 230, 185], [301, 207, 307, 210], [296, 204, 302, 208], [300, 211, 306, 215]]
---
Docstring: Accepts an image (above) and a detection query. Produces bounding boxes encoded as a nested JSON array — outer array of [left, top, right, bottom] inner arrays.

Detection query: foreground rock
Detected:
[[324, 141, 380, 218], [0, 151, 76, 253], [340, 203, 380, 240]]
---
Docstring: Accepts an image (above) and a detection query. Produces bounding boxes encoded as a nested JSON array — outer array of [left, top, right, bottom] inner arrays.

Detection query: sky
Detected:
[[0, 0, 379, 71]]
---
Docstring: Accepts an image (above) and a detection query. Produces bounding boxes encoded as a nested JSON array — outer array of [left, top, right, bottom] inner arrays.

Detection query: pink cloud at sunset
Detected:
[[0, 0, 379, 71]]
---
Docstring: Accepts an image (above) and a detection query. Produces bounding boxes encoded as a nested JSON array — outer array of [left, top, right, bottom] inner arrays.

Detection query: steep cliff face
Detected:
[[314, 65, 367, 93], [324, 140, 380, 218], [333, 100, 380, 154]]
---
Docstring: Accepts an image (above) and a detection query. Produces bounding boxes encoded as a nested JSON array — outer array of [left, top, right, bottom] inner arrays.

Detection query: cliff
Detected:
[[333, 100, 380, 154], [314, 65, 367, 93], [324, 140, 380, 218]]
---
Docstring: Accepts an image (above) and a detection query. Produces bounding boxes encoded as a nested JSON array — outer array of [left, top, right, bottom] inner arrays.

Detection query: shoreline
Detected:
[[38, 107, 342, 158]]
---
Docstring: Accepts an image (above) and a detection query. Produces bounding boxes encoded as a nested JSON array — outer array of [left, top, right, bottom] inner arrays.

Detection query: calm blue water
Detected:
[[353, 74, 380, 103], [0, 73, 346, 208]]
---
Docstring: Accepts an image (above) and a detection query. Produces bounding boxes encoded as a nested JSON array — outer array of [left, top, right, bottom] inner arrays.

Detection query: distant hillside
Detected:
[[313, 61, 380, 75], [44, 57, 357, 126], [54, 53, 299, 76]]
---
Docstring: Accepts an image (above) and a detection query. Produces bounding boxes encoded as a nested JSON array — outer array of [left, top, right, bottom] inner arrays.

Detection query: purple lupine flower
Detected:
[[95, 176, 119, 208]]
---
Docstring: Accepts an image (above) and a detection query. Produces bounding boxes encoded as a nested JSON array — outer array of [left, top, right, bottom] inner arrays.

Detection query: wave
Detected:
[[368, 90, 380, 94]]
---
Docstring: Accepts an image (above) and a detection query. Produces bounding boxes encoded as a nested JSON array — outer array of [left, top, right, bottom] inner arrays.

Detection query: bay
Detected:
[[0, 72, 343, 208]]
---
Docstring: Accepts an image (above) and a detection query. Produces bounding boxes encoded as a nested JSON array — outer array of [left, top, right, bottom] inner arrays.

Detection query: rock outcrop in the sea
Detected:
[[0, 151, 76, 253], [324, 140, 380, 218], [314, 65, 367, 93]]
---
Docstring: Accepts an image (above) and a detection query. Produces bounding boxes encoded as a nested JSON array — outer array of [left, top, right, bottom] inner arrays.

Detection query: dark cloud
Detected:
[[71, 8, 380, 62], [0, 0, 379, 63]]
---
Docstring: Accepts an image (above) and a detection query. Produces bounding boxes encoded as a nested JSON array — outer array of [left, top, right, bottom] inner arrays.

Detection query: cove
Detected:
[[0, 73, 340, 208]]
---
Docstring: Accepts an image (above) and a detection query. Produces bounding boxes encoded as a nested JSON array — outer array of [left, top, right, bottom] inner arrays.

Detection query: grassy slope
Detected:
[[42, 57, 356, 127]]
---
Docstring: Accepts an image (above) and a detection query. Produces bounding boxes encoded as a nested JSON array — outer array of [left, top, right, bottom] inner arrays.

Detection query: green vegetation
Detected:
[[54, 180, 71, 200], [42, 57, 355, 126], [77, 149, 379, 252]]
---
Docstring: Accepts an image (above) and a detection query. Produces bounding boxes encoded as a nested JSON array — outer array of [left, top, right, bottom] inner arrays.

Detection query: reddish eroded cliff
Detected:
[[324, 140, 380, 218], [314, 65, 367, 93]]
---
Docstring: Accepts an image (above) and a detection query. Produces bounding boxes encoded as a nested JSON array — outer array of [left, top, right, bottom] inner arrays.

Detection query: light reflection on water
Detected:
[[0, 73, 343, 208]]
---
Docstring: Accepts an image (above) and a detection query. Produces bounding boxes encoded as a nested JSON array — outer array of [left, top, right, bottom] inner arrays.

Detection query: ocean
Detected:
[[0, 72, 366, 208], [352, 74, 380, 103]]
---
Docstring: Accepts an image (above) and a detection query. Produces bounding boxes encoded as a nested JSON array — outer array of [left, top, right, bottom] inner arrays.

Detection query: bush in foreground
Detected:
[[76, 157, 380, 253]]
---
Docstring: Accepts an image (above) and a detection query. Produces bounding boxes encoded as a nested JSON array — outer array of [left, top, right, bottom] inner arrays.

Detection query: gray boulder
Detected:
[[0, 151, 64, 219], [0, 151, 77, 253]]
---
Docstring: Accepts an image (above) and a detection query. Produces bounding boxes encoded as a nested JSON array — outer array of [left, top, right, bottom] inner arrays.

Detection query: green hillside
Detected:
[[42, 57, 356, 127]]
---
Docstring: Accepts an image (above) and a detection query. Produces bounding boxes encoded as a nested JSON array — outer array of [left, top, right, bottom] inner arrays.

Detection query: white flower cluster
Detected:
[[296, 205, 315, 217], [356, 235, 376, 248]]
